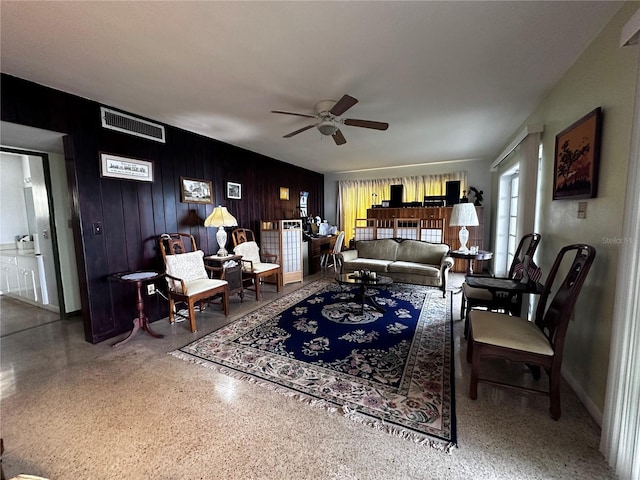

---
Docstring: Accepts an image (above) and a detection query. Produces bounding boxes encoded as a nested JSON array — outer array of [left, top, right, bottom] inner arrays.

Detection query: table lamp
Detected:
[[204, 205, 238, 256], [449, 203, 479, 253]]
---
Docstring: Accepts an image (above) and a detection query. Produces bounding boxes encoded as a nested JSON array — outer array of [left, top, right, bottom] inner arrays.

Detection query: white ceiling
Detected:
[[0, 1, 621, 174]]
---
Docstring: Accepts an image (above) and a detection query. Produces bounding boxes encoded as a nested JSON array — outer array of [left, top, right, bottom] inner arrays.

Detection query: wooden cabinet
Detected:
[[260, 220, 303, 285], [364, 206, 485, 273], [1, 254, 21, 295], [0, 251, 44, 304]]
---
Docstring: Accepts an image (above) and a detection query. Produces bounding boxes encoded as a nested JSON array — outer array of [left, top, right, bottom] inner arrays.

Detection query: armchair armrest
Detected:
[[340, 249, 359, 262], [261, 253, 278, 263], [441, 255, 454, 272], [204, 265, 224, 276], [239, 258, 255, 272], [165, 272, 189, 294], [439, 255, 454, 298]]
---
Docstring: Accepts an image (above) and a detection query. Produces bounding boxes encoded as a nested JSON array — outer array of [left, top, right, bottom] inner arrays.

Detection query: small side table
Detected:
[[447, 250, 493, 322], [205, 254, 244, 301], [110, 270, 165, 347], [449, 249, 493, 275]]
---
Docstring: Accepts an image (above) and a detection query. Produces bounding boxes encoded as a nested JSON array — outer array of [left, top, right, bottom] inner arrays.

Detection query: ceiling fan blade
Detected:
[[271, 110, 317, 119], [332, 129, 347, 146], [343, 118, 389, 131], [330, 95, 358, 116], [283, 124, 316, 138]]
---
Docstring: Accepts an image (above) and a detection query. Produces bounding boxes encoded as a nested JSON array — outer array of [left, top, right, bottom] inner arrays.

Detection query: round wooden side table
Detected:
[[110, 270, 165, 347]]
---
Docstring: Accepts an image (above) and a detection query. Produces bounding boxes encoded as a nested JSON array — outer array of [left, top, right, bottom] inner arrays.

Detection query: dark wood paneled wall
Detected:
[[1, 74, 325, 343]]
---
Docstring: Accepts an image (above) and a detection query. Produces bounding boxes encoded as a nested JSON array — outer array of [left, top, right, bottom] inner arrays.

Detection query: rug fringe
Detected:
[[170, 350, 456, 453]]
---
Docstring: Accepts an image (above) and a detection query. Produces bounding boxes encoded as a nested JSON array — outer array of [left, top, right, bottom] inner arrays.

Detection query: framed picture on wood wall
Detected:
[[180, 176, 213, 204], [226, 181, 242, 200], [553, 107, 602, 200], [100, 153, 153, 182]]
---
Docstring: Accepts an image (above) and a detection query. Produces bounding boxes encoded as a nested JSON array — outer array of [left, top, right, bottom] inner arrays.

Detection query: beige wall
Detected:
[[495, 3, 638, 419]]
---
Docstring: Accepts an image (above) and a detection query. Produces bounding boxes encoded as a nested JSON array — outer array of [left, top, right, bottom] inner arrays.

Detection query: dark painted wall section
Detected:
[[1, 74, 325, 343]]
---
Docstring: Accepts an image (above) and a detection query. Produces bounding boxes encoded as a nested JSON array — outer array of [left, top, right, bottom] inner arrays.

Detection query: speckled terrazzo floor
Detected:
[[0, 273, 616, 479]]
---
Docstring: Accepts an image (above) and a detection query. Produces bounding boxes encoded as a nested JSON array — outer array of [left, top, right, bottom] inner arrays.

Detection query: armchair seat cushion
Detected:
[[249, 262, 280, 274], [462, 283, 494, 301], [470, 310, 553, 356], [183, 278, 227, 296]]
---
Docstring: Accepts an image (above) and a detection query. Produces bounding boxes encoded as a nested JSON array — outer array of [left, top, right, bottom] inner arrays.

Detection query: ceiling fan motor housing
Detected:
[[317, 120, 338, 136]]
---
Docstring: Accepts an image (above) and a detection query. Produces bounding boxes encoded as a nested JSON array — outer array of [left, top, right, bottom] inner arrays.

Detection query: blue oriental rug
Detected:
[[172, 278, 456, 450]]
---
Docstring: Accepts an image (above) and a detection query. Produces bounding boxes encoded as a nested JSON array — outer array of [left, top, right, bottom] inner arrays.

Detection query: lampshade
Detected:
[[449, 203, 479, 227], [204, 206, 238, 228], [205, 206, 238, 256], [449, 203, 479, 253]]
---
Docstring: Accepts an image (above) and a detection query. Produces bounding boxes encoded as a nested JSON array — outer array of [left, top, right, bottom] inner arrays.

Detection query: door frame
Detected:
[[0, 146, 67, 317]]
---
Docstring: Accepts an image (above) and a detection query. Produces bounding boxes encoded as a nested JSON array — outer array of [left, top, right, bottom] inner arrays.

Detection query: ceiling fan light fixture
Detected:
[[317, 120, 338, 136]]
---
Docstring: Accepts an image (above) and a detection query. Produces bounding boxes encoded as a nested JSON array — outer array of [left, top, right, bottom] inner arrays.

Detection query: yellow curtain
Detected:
[[337, 172, 467, 246]]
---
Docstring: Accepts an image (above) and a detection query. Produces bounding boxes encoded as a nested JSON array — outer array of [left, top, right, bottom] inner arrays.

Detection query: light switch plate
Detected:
[[577, 202, 587, 219]]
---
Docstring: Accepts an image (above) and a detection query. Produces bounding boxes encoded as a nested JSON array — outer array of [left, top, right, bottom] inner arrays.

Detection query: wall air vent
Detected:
[[100, 107, 166, 143]]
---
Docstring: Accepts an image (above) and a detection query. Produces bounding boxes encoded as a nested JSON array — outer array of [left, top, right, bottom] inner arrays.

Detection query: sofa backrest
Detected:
[[355, 239, 399, 260], [396, 240, 450, 265]]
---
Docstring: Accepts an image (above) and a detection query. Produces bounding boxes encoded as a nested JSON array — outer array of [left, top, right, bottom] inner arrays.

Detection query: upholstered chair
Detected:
[[233, 239, 282, 300], [159, 233, 229, 332]]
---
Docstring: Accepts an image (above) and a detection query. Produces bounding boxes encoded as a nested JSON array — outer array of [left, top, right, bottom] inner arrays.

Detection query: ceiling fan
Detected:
[[271, 94, 389, 146]]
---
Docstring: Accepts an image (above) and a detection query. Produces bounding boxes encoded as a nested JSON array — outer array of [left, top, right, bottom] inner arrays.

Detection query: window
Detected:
[[494, 163, 519, 277]]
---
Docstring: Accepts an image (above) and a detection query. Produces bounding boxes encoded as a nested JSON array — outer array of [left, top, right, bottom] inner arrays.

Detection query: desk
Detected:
[[110, 271, 164, 347], [449, 249, 493, 275], [307, 235, 337, 274]]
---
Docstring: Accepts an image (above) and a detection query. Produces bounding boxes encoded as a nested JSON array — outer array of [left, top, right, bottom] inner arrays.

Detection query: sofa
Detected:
[[337, 238, 454, 296]]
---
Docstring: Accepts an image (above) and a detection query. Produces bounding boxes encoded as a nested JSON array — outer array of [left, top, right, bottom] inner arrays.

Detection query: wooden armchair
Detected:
[[466, 244, 595, 420], [159, 233, 229, 332], [231, 228, 256, 247], [231, 228, 282, 300]]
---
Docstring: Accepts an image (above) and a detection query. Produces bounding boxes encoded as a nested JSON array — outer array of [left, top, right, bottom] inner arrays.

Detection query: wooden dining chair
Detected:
[[159, 233, 230, 332], [466, 244, 596, 420], [320, 230, 345, 272], [461, 232, 541, 335]]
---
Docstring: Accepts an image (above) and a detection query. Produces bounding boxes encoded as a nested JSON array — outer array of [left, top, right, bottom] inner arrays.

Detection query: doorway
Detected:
[[0, 122, 82, 336]]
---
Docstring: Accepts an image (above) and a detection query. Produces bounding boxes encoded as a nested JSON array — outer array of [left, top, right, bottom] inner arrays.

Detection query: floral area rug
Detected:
[[171, 278, 456, 451]]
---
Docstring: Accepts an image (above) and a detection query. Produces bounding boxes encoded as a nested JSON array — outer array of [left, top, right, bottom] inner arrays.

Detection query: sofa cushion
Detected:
[[387, 261, 441, 277], [395, 240, 449, 265], [355, 239, 399, 261], [343, 258, 394, 272]]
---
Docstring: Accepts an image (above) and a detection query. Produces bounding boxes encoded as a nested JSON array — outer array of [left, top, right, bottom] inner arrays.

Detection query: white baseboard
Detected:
[[562, 367, 603, 426]]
